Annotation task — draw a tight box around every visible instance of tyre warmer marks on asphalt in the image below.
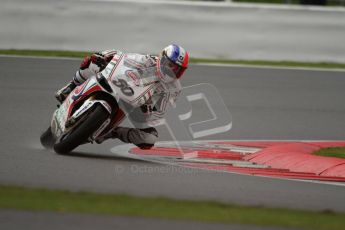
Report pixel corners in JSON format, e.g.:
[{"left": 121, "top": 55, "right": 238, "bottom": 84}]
[{"left": 125, "top": 141, "right": 345, "bottom": 182}]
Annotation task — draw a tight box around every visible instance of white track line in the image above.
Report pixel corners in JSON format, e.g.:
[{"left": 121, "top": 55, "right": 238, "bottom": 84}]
[
  {"left": 0, "top": 54, "right": 80, "bottom": 61},
  {"left": 193, "top": 62, "right": 345, "bottom": 73},
  {"left": 2, "top": 55, "right": 344, "bottom": 72},
  {"left": 81, "top": 0, "right": 345, "bottom": 12}
]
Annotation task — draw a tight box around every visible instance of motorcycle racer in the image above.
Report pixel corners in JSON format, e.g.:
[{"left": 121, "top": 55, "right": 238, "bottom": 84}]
[{"left": 55, "top": 44, "right": 189, "bottom": 149}]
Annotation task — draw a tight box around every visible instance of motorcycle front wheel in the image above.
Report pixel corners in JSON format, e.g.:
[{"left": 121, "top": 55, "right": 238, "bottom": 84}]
[
  {"left": 40, "top": 126, "right": 55, "bottom": 149},
  {"left": 54, "top": 104, "right": 109, "bottom": 154}
]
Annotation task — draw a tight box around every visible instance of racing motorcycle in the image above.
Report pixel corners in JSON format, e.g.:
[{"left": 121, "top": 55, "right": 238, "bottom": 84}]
[{"left": 40, "top": 55, "right": 157, "bottom": 154}]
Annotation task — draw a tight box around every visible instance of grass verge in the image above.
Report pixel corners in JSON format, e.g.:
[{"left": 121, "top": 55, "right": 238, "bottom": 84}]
[
  {"left": 1, "top": 49, "right": 345, "bottom": 70},
  {"left": 233, "top": 0, "right": 345, "bottom": 7},
  {"left": 0, "top": 49, "right": 92, "bottom": 58},
  {"left": 314, "top": 147, "right": 345, "bottom": 159},
  {"left": 191, "top": 58, "right": 345, "bottom": 69},
  {"left": 233, "top": 0, "right": 299, "bottom": 4},
  {"left": 1, "top": 185, "right": 345, "bottom": 230}
]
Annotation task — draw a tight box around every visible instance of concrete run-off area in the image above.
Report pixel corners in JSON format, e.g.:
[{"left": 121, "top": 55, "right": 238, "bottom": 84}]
[
  {"left": 1, "top": 0, "right": 345, "bottom": 62},
  {"left": 113, "top": 140, "right": 345, "bottom": 182}
]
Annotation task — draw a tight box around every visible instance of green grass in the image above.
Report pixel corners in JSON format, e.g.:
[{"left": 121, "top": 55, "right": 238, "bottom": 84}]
[
  {"left": 1, "top": 49, "right": 345, "bottom": 70},
  {"left": 314, "top": 147, "right": 345, "bottom": 159},
  {"left": 191, "top": 57, "right": 345, "bottom": 69},
  {"left": 0, "top": 49, "right": 92, "bottom": 58},
  {"left": 233, "top": 0, "right": 300, "bottom": 4},
  {"left": 233, "top": 0, "right": 345, "bottom": 6},
  {"left": 1, "top": 185, "right": 345, "bottom": 230}
]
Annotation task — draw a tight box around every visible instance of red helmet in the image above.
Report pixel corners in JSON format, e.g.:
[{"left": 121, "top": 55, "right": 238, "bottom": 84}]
[{"left": 157, "top": 44, "right": 189, "bottom": 82}]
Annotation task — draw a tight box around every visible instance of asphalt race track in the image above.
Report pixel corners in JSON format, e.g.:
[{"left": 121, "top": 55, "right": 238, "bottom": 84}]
[
  {"left": 1, "top": 56, "right": 345, "bottom": 216},
  {"left": 0, "top": 209, "right": 296, "bottom": 230}
]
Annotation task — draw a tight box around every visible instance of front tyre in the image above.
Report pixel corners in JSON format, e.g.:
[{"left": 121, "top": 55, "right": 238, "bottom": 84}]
[
  {"left": 53, "top": 104, "right": 109, "bottom": 154},
  {"left": 40, "top": 126, "right": 55, "bottom": 149}
]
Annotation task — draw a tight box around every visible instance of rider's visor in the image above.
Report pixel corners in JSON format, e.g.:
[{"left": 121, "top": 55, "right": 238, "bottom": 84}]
[{"left": 159, "top": 55, "right": 186, "bottom": 79}]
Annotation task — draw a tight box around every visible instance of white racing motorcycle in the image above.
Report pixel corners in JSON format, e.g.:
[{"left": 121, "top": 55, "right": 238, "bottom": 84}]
[{"left": 40, "top": 55, "right": 157, "bottom": 154}]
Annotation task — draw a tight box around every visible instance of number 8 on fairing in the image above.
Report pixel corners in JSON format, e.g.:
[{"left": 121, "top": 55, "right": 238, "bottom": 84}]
[{"left": 113, "top": 79, "right": 134, "bottom": 96}]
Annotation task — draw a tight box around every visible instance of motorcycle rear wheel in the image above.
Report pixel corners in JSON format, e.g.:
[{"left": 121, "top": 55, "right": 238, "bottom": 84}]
[{"left": 54, "top": 104, "right": 109, "bottom": 154}]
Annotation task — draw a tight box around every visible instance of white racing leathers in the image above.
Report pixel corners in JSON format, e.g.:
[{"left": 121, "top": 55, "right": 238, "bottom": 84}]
[{"left": 76, "top": 50, "right": 181, "bottom": 149}]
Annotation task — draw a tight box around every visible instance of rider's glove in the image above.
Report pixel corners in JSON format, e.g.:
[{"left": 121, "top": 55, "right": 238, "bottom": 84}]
[
  {"left": 90, "top": 53, "right": 107, "bottom": 70},
  {"left": 80, "top": 56, "right": 92, "bottom": 70},
  {"left": 79, "top": 53, "right": 107, "bottom": 71}
]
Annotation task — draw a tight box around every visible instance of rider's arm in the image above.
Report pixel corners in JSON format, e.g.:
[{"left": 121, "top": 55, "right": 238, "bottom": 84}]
[
  {"left": 141, "top": 81, "right": 181, "bottom": 121},
  {"left": 73, "top": 50, "right": 120, "bottom": 85}
]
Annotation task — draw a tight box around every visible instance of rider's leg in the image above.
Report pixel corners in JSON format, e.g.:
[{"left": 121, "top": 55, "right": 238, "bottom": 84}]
[
  {"left": 96, "top": 127, "right": 158, "bottom": 150},
  {"left": 55, "top": 55, "right": 101, "bottom": 103}
]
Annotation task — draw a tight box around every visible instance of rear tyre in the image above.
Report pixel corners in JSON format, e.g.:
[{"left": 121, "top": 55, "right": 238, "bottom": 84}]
[
  {"left": 40, "top": 126, "right": 55, "bottom": 149},
  {"left": 53, "top": 104, "right": 109, "bottom": 154}
]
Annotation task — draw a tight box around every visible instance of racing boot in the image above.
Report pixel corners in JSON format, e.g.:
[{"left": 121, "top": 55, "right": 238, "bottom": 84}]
[
  {"left": 55, "top": 81, "right": 77, "bottom": 103},
  {"left": 95, "top": 129, "right": 119, "bottom": 144}
]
